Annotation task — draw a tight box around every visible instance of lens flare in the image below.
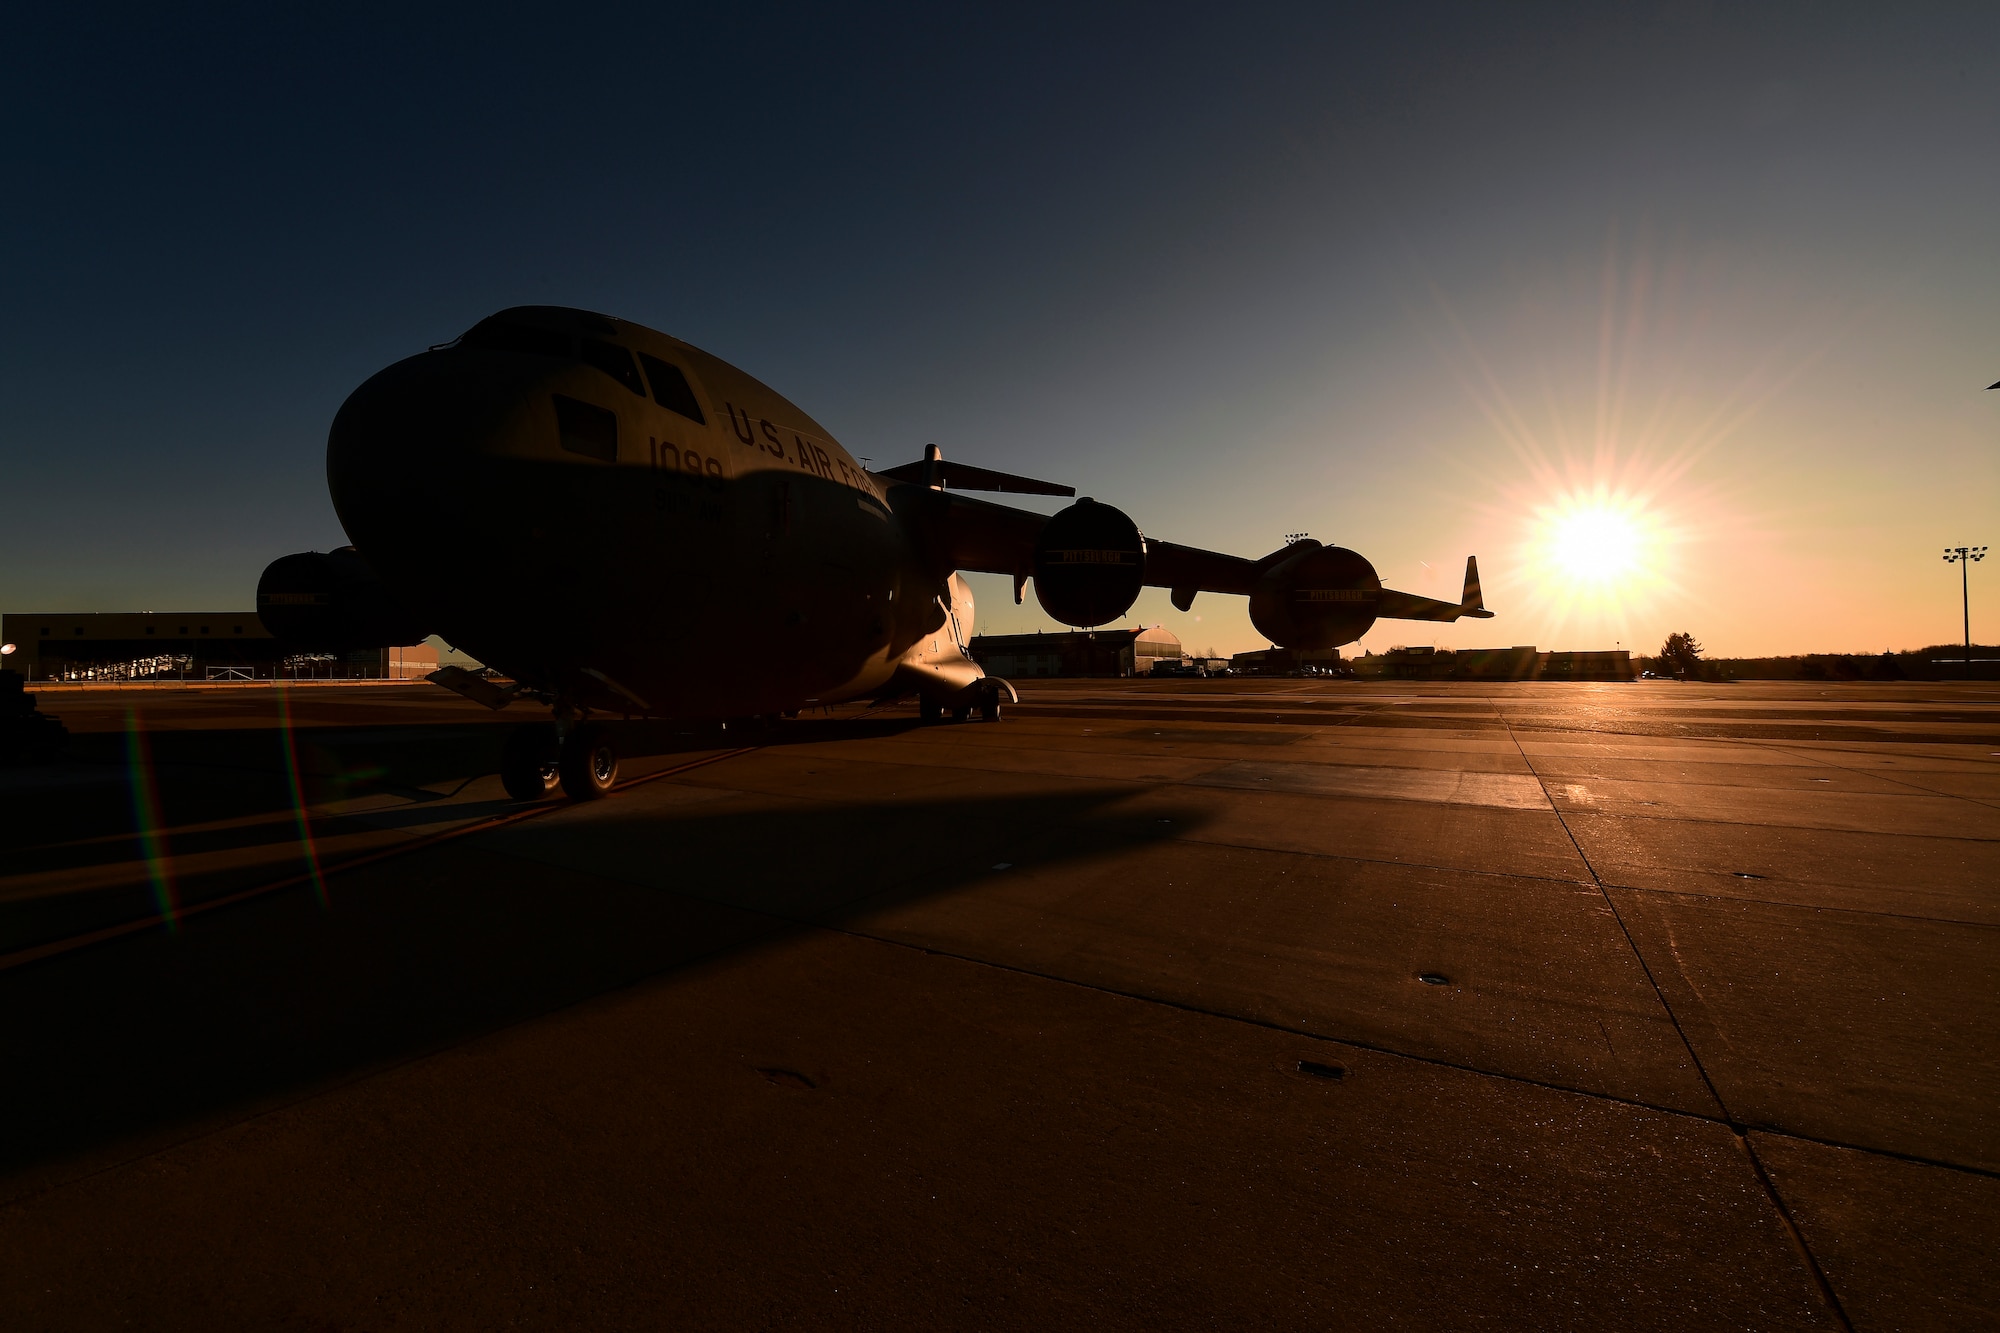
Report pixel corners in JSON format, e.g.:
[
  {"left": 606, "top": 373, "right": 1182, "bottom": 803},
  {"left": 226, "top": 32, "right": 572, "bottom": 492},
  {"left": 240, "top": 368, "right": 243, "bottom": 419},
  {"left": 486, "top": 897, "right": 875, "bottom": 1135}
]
[
  {"left": 275, "top": 682, "right": 327, "bottom": 906},
  {"left": 124, "top": 706, "right": 177, "bottom": 929}
]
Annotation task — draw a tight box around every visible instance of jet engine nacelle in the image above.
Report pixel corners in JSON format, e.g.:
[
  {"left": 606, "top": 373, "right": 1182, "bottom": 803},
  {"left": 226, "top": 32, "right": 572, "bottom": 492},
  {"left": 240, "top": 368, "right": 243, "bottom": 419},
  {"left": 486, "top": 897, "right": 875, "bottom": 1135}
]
[
  {"left": 256, "top": 546, "right": 433, "bottom": 651},
  {"left": 1248, "top": 541, "right": 1381, "bottom": 649},
  {"left": 1033, "top": 498, "right": 1145, "bottom": 627}
]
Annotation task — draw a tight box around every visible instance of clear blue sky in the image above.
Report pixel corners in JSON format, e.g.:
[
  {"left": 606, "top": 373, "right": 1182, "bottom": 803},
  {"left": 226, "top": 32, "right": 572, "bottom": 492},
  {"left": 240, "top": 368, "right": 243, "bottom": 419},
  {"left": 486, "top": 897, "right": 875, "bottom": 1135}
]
[{"left": 4, "top": 3, "right": 1996, "bottom": 656}]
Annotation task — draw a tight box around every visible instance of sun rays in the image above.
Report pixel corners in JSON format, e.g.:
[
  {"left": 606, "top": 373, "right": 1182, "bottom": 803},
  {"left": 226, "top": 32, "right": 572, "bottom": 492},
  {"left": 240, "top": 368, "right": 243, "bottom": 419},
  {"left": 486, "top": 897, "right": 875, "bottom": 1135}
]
[
  {"left": 1398, "top": 225, "right": 1849, "bottom": 648},
  {"left": 1520, "top": 484, "right": 1675, "bottom": 632}
]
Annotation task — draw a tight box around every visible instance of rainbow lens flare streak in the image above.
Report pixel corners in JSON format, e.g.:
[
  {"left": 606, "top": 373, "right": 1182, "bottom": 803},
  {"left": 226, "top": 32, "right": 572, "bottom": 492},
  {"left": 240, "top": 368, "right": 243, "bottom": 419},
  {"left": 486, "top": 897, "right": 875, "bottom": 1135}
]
[
  {"left": 123, "top": 706, "right": 177, "bottom": 930},
  {"left": 275, "top": 682, "right": 328, "bottom": 906}
]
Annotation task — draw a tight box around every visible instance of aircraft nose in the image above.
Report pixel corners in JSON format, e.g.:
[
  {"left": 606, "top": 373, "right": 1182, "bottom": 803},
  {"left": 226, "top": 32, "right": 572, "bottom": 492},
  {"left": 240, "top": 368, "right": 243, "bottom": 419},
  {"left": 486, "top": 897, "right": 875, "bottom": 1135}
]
[
  {"left": 321, "top": 349, "right": 561, "bottom": 624},
  {"left": 332, "top": 347, "right": 564, "bottom": 534}
]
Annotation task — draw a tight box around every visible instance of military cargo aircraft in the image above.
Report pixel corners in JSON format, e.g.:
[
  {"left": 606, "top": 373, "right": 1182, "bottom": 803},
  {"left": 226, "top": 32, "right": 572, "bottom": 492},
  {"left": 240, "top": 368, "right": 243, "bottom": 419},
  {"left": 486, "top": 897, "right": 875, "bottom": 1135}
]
[{"left": 258, "top": 306, "right": 1491, "bottom": 801}]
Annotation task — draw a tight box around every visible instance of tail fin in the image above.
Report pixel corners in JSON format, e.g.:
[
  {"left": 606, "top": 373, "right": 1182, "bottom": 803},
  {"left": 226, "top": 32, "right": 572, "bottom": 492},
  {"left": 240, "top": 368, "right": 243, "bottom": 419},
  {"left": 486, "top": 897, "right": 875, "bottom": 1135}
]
[{"left": 1460, "top": 556, "right": 1493, "bottom": 618}]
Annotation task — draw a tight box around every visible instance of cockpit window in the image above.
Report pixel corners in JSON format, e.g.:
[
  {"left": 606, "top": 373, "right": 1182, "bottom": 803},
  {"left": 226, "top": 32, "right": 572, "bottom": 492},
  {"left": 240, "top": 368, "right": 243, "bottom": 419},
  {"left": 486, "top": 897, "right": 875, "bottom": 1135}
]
[
  {"left": 553, "top": 395, "right": 617, "bottom": 462},
  {"left": 460, "top": 319, "right": 573, "bottom": 359},
  {"left": 580, "top": 338, "right": 646, "bottom": 396},
  {"left": 639, "top": 354, "right": 707, "bottom": 424}
]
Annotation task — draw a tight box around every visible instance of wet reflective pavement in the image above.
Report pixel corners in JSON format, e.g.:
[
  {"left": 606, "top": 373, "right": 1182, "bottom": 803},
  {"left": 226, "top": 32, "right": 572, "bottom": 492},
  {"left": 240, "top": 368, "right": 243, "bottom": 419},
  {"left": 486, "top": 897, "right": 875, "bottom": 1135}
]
[{"left": 2, "top": 678, "right": 1995, "bottom": 1329}]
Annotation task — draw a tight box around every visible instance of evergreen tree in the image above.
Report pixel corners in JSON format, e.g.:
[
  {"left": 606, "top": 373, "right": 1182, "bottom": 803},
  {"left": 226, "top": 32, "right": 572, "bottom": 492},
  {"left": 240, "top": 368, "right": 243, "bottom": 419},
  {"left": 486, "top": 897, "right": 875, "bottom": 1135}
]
[{"left": 1659, "top": 631, "right": 1704, "bottom": 680}]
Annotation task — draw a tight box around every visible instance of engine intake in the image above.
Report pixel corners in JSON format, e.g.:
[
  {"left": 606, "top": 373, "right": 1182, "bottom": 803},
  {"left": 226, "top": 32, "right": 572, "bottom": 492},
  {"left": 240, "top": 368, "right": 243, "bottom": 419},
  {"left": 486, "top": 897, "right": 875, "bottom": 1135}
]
[
  {"left": 1033, "top": 499, "right": 1144, "bottom": 627},
  {"left": 256, "top": 547, "right": 432, "bottom": 651},
  {"left": 1248, "top": 541, "right": 1381, "bottom": 649}
]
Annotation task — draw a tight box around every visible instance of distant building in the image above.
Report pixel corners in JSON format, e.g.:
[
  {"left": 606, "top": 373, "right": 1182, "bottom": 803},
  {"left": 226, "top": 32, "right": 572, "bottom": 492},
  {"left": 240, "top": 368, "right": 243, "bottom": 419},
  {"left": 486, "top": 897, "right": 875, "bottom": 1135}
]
[
  {"left": 1229, "top": 646, "right": 1347, "bottom": 675},
  {"left": 0, "top": 612, "right": 437, "bottom": 682},
  {"left": 970, "top": 627, "right": 1181, "bottom": 678},
  {"left": 1352, "top": 645, "right": 1634, "bottom": 680}
]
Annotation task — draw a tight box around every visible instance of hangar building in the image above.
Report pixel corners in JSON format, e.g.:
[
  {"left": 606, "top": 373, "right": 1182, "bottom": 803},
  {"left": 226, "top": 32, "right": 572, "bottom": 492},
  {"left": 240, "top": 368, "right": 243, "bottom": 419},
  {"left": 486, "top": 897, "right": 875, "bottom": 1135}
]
[
  {"left": 1351, "top": 646, "right": 1636, "bottom": 680},
  {"left": 970, "top": 627, "right": 1182, "bottom": 678},
  {"left": 0, "top": 613, "right": 437, "bottom": 683}
]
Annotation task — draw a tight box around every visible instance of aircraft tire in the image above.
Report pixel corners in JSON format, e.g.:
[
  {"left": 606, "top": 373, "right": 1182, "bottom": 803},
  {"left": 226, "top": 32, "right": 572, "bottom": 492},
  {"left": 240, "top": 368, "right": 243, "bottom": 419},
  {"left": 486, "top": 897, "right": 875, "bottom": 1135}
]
[
  {"left": 559, "top": 723, "right": 619, "bottom": 800},
  {"left": 978, "top": 694, "right": 1002, "bottom": 722},
  {"left": 500, "top": 725, "right": 560, "bottom": 801},
  {"left": 951, "top": 705, "right": 972, "bottom": 723}
]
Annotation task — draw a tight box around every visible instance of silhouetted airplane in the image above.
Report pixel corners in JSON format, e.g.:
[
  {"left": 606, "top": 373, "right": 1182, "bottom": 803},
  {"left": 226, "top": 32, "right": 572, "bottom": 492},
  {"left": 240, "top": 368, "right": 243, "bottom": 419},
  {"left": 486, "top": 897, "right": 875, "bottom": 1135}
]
[{"left": 258, "top": 307, "right": 1491, "bottom": 799}]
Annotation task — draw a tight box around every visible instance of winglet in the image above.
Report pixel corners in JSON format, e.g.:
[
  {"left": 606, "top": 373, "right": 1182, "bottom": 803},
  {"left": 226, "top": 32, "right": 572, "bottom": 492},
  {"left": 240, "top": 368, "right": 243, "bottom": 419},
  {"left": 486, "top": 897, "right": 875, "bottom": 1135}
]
[{"left": 1461, "top": 556, "right": 1494, "bottom": 619}]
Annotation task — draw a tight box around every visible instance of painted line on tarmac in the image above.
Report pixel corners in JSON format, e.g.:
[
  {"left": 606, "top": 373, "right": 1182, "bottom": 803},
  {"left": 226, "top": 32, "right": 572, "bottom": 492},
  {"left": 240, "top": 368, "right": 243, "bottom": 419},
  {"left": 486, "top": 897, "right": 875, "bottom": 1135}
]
[{"left": 0, "top": 746, "right": 761, "bottom": 975}]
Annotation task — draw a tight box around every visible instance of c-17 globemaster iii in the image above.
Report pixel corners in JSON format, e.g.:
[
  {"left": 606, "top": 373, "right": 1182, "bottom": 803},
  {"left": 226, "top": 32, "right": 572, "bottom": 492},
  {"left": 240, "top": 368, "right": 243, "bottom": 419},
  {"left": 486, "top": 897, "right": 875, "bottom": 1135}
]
[{"left": 257, "top": 306, "right": 1491, "bottom": 801}]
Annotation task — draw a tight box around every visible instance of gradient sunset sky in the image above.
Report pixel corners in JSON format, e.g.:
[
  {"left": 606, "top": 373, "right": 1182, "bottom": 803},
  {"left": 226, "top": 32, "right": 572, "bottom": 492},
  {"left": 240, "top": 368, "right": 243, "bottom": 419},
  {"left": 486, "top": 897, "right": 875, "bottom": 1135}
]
[{"left": 3, "top": 4, "right": 1996, "bottom": 658}]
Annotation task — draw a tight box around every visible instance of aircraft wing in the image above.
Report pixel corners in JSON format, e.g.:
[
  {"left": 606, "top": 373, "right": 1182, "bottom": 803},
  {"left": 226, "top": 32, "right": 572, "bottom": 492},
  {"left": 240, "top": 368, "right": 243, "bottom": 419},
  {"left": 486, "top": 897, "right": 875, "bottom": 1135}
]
[
  {"left": 889, "top": 488, "right": 1267, "bottom": 610},
  {"left": 1141, "top": 539, "right": 1262, "bottom": 609},
  {"left": 1141, "top": 539, "right": 1261, "bottom": 595},
  {"left": 879, "top": 451, "right": 1261, "bottom": 604},
  {"left": 885, "top": 459, "right": 1495, "bottom": 627},
  {"left": 908, "top": 489, "right": 1050, "bottom": 575}
]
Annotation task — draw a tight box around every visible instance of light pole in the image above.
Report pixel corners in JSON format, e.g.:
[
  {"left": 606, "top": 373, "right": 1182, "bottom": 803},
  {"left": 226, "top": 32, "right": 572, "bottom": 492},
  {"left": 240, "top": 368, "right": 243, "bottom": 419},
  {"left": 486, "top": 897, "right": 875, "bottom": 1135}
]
[{"left": 1943, "top": 545, "right": 1987, "bottom": 674}]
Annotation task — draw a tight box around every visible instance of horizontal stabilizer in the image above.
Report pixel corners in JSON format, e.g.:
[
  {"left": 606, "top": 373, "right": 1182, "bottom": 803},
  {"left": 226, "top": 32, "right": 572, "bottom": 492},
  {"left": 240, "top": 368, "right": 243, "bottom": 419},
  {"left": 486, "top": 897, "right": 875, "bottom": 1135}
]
[
  {"left": 878, "top": 456, "right": 1075, "bottom": 497},
  {"left": 1374, "top": 589, "right": 1465, "bottom": 622},
  {"left": 1376, "top": 556, "right": 1493, "bottom": 623}
]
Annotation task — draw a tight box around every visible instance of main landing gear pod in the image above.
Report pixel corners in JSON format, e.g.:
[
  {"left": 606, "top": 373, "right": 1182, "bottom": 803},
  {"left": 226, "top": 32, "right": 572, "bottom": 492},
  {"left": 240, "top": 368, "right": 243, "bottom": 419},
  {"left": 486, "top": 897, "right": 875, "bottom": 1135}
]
[{"left": 918, "top": 675, "right": 1016, "bottom": 724}]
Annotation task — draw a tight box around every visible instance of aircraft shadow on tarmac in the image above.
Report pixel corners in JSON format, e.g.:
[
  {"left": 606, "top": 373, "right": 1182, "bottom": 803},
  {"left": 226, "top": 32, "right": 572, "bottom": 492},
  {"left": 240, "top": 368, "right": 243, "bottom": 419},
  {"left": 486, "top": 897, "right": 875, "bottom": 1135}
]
[
  {"left": 0, "top": 755, "right": 1195, "bottom": 1184},
  {"left": 0, "top": 712, "right": 931, "bottom": 957}
]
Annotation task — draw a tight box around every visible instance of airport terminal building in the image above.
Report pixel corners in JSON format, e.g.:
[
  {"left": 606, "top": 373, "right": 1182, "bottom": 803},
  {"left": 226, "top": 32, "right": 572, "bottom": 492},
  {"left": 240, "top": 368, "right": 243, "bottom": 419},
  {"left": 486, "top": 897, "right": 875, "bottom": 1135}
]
[
  {"left": 0, "top": 612, "right": 437, "bottom": 683},
  {"left": 970, "top": 628, "right": 1183, "bottom": 678}
]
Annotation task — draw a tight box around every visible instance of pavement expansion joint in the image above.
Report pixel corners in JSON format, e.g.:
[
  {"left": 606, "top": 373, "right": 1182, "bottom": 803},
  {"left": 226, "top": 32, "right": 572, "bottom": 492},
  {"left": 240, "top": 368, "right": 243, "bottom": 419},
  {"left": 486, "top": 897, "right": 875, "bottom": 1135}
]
[
  {"left": 1602, "top": 879, "right": 2000, "bottom": 930},
  {"left": 1530, "top": 800, "right": 2000, "bottom": 842},
  {"left": 1497, "top": 703, "right": 1861, "bottom": 1331},
  {"left": 1739, "top": 739, "right": 2000, "bottom": 814}
]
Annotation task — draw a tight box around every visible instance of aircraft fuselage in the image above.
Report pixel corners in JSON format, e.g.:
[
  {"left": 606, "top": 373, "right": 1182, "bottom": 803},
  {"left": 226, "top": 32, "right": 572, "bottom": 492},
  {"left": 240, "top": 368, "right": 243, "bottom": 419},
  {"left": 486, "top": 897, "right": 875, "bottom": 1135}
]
[{"left": 327, "top": 306, "right": 969, "bottom": 718}]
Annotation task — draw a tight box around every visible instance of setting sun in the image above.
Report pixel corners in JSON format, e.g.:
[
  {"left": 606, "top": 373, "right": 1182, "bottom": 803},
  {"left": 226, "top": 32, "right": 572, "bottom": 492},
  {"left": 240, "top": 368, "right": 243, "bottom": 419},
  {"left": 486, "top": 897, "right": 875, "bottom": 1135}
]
[
  {"left": 1546, "top": 502, "right": 1645, "bottom": 585},
  {"left": 1514, "top": 487, "right": 1677, "bottom": 636}
]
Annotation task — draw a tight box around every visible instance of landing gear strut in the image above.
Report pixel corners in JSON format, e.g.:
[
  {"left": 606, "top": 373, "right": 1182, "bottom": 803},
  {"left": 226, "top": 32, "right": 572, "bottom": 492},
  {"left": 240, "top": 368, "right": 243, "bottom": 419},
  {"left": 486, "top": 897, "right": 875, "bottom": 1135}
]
[
  {"left": 500, "top": 724, "right": 560, "bottom": 802},
  {"left": 558, "top": 721, "right": 620, "bottom": 800}
]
